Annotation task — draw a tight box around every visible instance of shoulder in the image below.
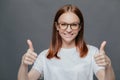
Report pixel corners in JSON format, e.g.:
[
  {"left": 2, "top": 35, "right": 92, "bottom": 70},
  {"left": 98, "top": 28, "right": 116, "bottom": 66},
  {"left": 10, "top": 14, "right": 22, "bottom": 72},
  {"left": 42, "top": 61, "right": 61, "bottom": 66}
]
[
  {"left": 87, "top": 45, "right": 98, "bottom": 50},
  {"left": 87, "top": 44, "right": 99, "bottom": 55},
  {"left": 37, "top": 49, "right": 49, "bottom": 58}
]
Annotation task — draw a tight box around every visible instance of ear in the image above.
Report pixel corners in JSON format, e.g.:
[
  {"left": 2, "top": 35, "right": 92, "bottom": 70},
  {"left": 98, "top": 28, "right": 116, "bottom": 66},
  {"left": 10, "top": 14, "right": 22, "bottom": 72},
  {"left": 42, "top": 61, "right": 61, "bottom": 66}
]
[{"left": 55, "top": 22, "right": 59, "bottom": 31}]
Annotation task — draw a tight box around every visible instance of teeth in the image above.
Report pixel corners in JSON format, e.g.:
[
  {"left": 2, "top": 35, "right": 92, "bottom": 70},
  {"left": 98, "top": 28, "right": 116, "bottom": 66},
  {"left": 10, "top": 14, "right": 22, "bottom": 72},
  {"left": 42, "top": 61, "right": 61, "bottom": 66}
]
[
  {"left": 64, "top": 33, "right": 73, "bottom": 37},
  {"left": 64, "top": 33, "right": 73, "bottom": 35}
]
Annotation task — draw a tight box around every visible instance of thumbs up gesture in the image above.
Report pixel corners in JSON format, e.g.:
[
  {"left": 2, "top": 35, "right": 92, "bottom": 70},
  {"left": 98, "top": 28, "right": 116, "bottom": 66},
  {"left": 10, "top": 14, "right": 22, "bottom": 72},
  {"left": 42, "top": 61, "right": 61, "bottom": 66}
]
[
  {"left": 94, "top": 41, "right": 111, "bottom": 68},
  {"left": 22, "top": 39, "right": 37, "bottom": 66}
]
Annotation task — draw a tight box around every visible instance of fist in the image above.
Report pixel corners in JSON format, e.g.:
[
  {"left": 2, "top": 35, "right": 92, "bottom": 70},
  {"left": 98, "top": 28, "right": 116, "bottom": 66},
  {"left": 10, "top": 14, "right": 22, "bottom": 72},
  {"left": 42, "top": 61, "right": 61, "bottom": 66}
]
[
  {"left": 22, "top": 39, "right": 37, "bottom": 66},
  {"left": 94, "top": 41, "right": 111, "bottom": 68}
]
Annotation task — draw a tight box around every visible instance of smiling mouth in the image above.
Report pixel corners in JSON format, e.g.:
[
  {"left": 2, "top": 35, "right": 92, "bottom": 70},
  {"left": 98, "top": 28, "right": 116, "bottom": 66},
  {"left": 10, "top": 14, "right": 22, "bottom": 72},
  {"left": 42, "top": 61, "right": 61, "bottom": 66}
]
[{"left": 63, "top": 33, "right": 73, "bottom": 38}]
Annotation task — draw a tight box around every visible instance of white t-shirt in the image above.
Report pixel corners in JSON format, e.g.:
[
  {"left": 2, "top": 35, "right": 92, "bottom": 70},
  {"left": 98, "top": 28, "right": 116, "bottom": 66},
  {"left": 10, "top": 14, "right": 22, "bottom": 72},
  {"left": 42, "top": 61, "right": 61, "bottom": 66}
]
[{"left": 32, "top": 45, "right": 105, "bottom": 80}]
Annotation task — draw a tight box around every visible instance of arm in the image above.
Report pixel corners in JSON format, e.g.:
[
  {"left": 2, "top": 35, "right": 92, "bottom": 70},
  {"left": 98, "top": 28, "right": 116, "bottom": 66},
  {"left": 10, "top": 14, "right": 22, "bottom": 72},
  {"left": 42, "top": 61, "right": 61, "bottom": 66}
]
[
  {"left": 96, "top": 58, "right": 115, "bottom": 80},
  {"left": 18, "top": 55, "right": 41, "bottom": 80},
  {"left": 94, "top": 41, "right": 115, "bottom": 80},
  {"left": 18, "top": 62, "right": 29, "bottom": 80},
  {"left": 18, "top": 40, "right": 40, "bottom": 80},
  {"left": 104, "top": 63, "right": 115, "bottom": 80}
]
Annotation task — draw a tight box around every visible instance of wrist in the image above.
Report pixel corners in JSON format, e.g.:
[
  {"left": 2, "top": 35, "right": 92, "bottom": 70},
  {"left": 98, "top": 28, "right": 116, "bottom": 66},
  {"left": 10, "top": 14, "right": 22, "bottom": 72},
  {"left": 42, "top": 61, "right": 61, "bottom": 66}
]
[
  {"left": 106, "top": 62, "right": 112, "bottom": 70},
  {"left": 105, "top": 56, "right": 112, "bottom": 69},
  {"left": 20, "top": 61, "right": 28, "bottom": 68},
  {"left": 21, "top": 59, "right": 28, "bottom": 68}
]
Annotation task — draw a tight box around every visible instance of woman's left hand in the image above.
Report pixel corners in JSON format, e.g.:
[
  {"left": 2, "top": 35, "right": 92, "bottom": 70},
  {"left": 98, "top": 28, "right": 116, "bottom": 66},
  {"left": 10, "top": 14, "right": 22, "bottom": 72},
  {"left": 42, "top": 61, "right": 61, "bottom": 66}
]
[{"left": 94, "top": 41, "right": 111, "bottom": 68}]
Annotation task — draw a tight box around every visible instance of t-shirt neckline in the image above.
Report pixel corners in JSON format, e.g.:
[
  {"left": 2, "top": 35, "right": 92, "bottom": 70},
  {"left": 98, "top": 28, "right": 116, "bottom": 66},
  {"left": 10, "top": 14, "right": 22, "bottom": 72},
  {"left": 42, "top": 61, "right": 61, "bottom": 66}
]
[{"left": 61, "top": 47, "right": 76, "bottom": 51}]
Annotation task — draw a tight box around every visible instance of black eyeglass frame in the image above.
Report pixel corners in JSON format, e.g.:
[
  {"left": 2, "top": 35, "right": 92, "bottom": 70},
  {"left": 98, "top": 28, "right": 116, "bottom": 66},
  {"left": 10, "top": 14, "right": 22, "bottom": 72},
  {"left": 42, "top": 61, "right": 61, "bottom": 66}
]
[{"left": 57, "top": 22, "right": 81, "bottom": 30}]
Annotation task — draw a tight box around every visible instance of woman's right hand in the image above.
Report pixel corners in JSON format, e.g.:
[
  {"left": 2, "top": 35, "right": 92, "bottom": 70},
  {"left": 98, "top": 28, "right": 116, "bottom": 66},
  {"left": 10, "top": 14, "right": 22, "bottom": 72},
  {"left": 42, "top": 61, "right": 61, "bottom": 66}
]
[{"left": 22, "top": 39, "right": 37, "bottom": 66}]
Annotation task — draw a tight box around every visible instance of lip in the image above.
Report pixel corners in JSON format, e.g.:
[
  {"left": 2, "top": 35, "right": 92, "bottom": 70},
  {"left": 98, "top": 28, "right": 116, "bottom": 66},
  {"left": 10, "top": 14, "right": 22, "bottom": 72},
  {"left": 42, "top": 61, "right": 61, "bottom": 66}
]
[{"left": 63, "top": 33, "right": 73, "bottom": 38}]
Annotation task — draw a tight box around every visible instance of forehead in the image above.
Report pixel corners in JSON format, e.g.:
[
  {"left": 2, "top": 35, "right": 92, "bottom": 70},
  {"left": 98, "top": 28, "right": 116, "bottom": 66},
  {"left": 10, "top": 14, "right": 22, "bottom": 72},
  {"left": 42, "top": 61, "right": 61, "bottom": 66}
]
[{"left": 58, "top": 12, "right": 80, "bottom": 23}]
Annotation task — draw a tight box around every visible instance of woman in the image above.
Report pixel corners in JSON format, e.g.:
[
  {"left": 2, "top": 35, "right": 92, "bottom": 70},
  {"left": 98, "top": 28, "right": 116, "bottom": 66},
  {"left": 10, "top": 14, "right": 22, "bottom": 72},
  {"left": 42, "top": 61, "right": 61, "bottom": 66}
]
[{"left": 18, "top": 4, "right": 115, "bottom": 80}]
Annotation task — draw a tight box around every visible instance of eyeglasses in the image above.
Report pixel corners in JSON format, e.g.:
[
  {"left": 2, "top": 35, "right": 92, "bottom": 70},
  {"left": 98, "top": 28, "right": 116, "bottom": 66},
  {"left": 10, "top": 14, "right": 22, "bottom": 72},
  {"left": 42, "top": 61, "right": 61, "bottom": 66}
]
[{"left": 57, "top": 22, "right": 80, "bottom": 30}]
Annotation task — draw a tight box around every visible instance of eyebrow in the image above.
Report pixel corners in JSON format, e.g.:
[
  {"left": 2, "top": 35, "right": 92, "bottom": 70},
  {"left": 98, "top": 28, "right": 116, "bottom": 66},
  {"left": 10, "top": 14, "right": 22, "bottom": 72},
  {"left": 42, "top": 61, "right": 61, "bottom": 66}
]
[{"left": 58, "top": 21, "right": 80, "bottom": 24}]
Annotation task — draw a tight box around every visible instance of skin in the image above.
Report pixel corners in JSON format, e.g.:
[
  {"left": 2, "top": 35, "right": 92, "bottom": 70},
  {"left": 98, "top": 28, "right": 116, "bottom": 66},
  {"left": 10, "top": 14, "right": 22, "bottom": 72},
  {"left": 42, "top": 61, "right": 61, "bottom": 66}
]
[
  {"left": 56, "top": 12, "right": 81, "bottom": 48},
  {"left": 18, "top": 12, "right": 115, "bottom": 80},
  {"left": 94, "top": 41, "right": 115, "bottom": 80},
  {"left": 18, "top": 40, "right": 40, "bottom": 80}
]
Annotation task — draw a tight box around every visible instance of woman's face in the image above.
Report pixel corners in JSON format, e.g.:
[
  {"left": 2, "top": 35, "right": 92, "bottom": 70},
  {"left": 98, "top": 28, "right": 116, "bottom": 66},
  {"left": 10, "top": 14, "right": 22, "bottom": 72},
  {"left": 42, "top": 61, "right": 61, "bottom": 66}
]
[{"left": 56, "top": 12, "right": 81, "bottom": 44}]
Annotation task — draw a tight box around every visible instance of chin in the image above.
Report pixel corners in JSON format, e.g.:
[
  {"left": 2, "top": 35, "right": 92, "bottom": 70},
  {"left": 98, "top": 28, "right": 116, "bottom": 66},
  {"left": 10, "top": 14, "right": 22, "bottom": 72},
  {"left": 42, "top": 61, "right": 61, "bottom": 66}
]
[{"left": 62, "top": 38, "right": 75, "bottom": 44}]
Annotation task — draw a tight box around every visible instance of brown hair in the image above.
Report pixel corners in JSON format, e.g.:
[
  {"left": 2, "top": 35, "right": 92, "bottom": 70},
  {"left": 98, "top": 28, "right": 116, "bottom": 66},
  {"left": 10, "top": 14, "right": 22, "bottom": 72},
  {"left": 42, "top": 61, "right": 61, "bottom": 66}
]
[{"left": 47, "top": 4, "right": 88, "bottom": 59}]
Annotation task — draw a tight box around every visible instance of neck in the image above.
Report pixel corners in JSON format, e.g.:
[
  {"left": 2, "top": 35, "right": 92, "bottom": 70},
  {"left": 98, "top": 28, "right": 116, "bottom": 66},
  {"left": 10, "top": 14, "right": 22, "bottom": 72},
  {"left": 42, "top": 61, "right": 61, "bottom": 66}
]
[{"left": 62, "top": 40, "right": 76, "bottom": 48}]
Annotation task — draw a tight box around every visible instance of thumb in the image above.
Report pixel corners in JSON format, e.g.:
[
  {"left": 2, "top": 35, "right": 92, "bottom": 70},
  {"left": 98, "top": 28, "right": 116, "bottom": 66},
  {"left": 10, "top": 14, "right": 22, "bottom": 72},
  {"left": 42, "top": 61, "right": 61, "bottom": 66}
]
[
  {"left": 27, "top": 39, "right": 34, "bottom": 51},
  {"left": 100, "top": 41, "right": 106, "bottom": 52}
]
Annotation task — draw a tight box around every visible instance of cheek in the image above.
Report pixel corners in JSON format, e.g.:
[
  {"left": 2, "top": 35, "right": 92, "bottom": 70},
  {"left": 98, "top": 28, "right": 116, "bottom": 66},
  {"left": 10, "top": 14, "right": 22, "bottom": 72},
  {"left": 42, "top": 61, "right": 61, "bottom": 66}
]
[
  {"left": 58, "top": 29, "right": 64, "bottom": 34},
  {"left": 73, "top": 32, "right": 79, "bottom": 37},
  {"left": 73, "top": 31, "right": 80, "bottom": 38},
  {"left": 58, "top": 31, "right": 64, "bottom": 37},
  {"left": 74, "top": 30, "right": 80, "bottom": 35}
]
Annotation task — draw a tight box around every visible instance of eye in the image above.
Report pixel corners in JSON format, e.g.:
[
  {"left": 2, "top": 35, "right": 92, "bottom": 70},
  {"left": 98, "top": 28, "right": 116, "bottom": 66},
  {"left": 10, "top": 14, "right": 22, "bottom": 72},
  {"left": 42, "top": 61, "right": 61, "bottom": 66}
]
[
  {"left": 61, "top": 23, "right": 67, "bottom": 26},
  {"left": 71, "top": 23, "right": 78, "bottom": 27}
]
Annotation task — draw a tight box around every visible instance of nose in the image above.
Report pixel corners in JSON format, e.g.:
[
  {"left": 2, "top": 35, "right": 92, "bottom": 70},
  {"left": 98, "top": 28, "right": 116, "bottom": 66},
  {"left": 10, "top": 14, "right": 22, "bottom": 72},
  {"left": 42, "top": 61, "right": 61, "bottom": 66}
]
[{"left": 66, "top": 25, "right": 72, "bottom": 32}]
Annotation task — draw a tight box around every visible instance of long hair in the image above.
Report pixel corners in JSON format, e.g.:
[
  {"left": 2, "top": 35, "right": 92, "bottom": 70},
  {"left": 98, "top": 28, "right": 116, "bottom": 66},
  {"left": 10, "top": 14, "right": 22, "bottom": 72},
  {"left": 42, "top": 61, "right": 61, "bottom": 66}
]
[{"left": 47, "top": 4, "right": 88, "bottom": 59}]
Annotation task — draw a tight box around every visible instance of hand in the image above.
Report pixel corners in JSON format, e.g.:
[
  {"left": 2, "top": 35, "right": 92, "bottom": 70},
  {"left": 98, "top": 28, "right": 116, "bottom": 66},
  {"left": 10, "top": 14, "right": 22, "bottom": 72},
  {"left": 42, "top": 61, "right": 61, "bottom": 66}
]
[
  {"left": 94, "top": 41, "right": 111, "bottom": 68},
  {"left": 22, "top": 39, "right": 37, "bottom": 66}
]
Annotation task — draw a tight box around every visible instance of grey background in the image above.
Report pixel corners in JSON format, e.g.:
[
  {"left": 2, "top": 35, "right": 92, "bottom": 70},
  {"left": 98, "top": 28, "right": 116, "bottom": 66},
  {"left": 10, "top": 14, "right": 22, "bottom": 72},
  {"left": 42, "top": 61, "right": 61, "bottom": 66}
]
[{"left": 0, "top": 0, "right": 120, "bottom": 80}]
